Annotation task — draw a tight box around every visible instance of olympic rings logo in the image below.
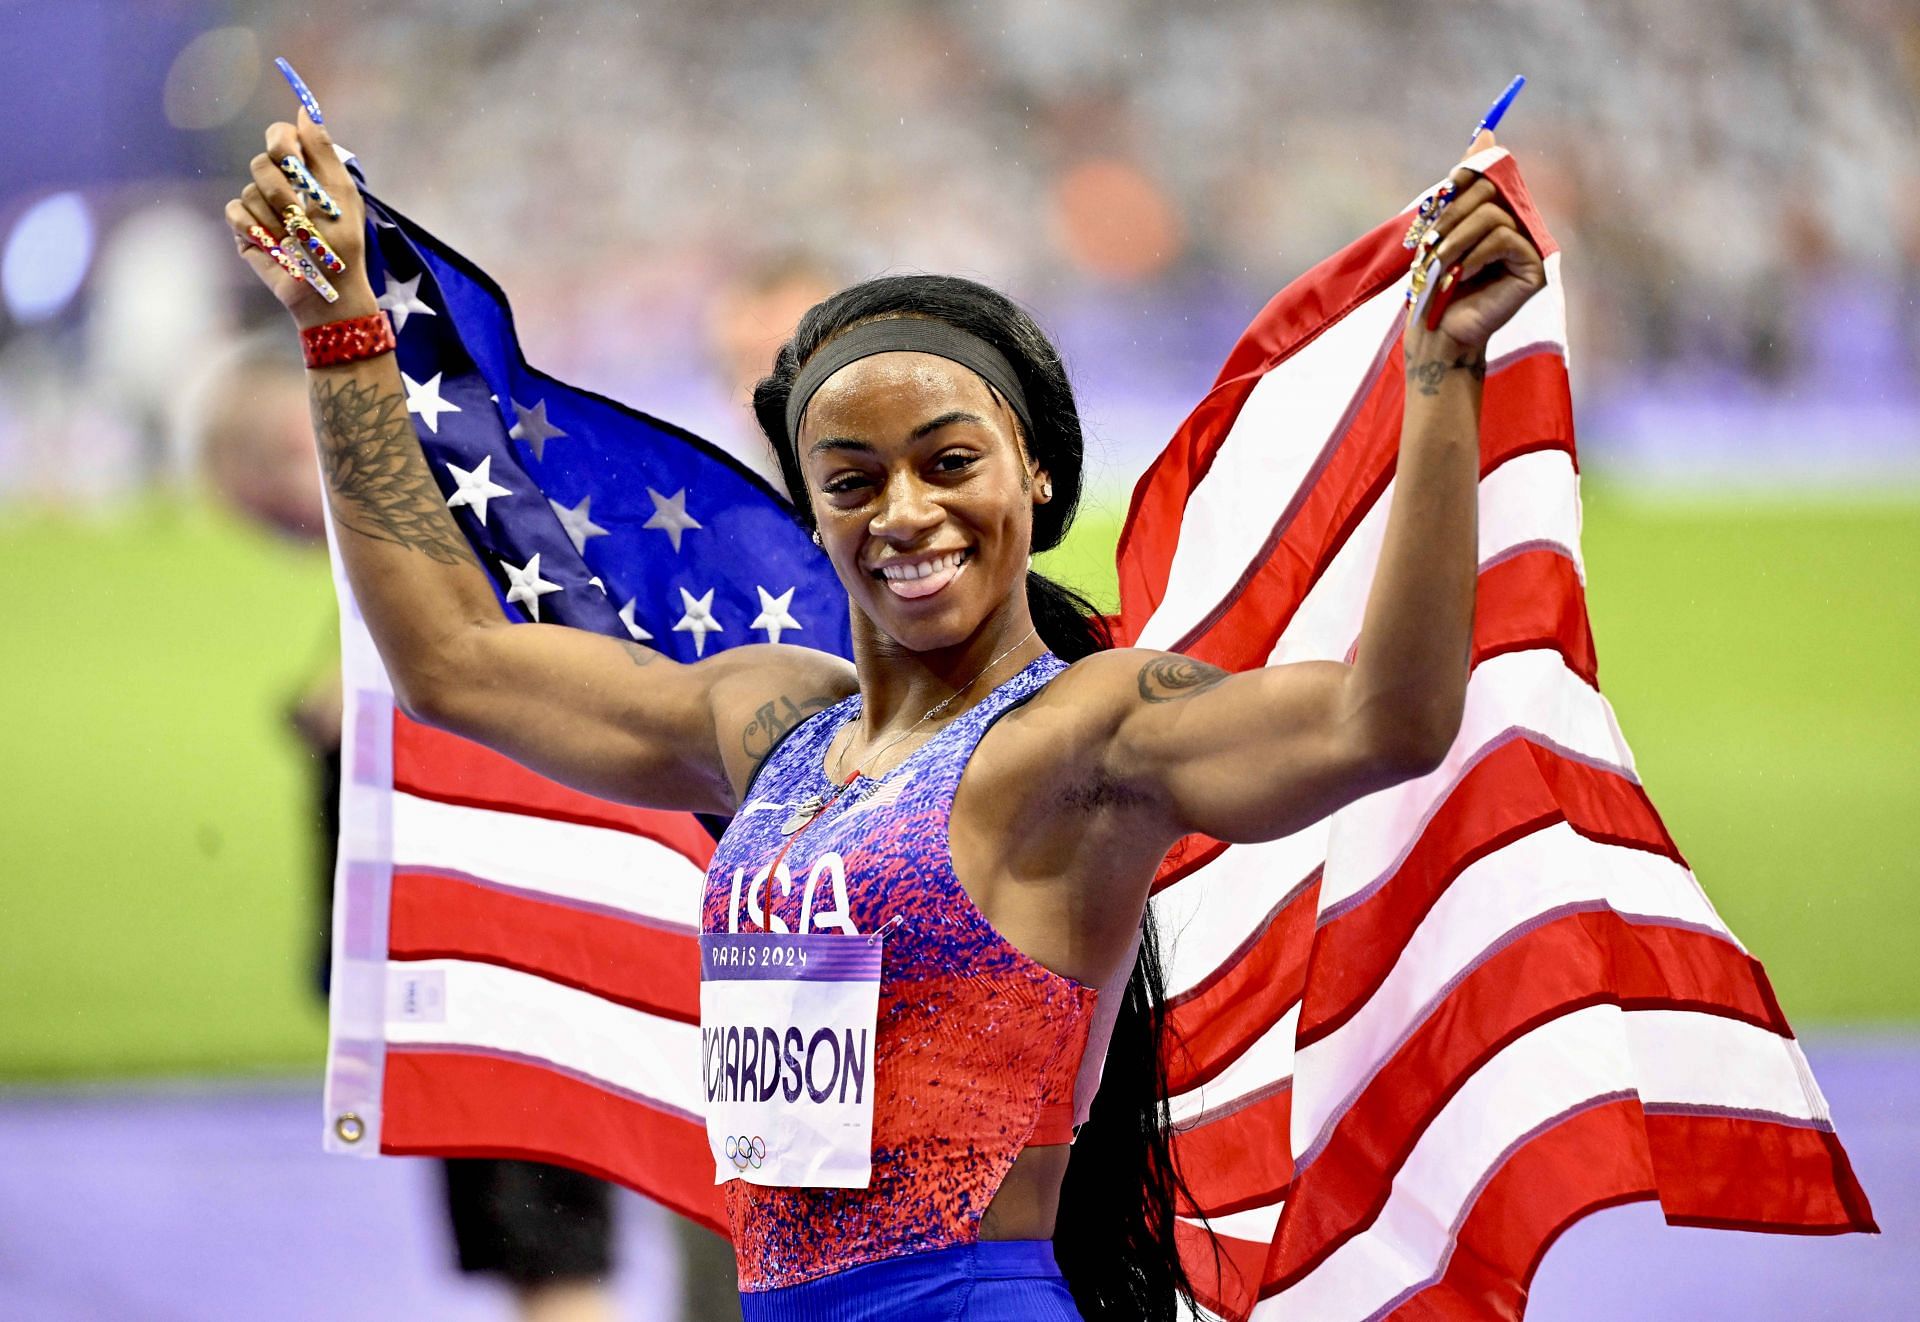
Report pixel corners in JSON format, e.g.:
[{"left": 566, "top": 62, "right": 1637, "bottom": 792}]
[{"left": 724, "top": 1134, "right": 767, "bottom": 1171}]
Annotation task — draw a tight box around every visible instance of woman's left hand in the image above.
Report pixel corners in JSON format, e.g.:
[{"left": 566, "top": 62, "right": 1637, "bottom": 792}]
[{"left": 1414, "top": 133, "right": 1547, "bottom": 353}]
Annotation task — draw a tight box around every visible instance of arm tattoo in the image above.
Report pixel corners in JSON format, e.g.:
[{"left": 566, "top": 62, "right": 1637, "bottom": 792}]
[
  {"left": 620, "top": 641, "right": 660, "bottom": 668},
  {"left": 1137, "top": 655, "right": 1230, "bottom": 703},
  {"left": 742, "top": 693, "right": 837, "bottom": 766},
  {"left": 310, "top": 376, "right": 474, "bottom": 565},
  {"left": 1405, "top": 347, "right": 1488, "bottom": 397}
]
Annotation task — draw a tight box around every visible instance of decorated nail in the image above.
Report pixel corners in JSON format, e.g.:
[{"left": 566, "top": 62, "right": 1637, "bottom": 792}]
[
  {"left": 274, "top": 57, "right": 325, "bottom": 125},
  {"left": 290, "top": 250, "right": 340, "bottom": 303},
  {"left": 1424, "top": 264, "right": 1464, "bottom": 332},
  {"left": 277, "top": 154, "right": 341, "bottom": 219}
]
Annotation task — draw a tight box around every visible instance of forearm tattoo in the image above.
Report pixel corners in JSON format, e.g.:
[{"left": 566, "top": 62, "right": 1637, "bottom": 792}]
[
  {"left": 310, "top": 376, "right": 474, "bottom": 565},
  {"left": 1137, "top": 655, "right": 1230, "bottom": 703},
  {"left": 1405, "top": 346, "right": 1488, "bottom": 397}
]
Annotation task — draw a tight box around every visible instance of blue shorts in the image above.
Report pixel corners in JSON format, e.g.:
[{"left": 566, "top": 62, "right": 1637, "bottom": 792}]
[{"left": 738, "top": 1240, "right": 1082, "bottom": 1321}]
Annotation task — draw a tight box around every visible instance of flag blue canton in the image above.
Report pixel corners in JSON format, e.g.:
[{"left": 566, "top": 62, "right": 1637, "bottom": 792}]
[{"left": 341, "top": 155, "right": 852, "bottom": 665}]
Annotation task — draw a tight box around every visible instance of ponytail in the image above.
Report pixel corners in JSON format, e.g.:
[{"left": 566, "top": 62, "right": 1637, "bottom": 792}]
[{"left": 1026, "top": 570, "right": 1111, "bottom": 661}]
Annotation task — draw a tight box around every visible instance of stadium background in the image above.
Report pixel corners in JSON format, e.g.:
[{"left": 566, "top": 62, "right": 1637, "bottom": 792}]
[{"left": 1, "top": 1, "right": 1914, "bottom": 1317}]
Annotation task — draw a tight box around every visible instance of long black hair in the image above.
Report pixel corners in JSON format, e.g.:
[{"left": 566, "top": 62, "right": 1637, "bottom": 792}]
[{"left": 752, "top": 274, "right": 1202, "bottom": 1320}]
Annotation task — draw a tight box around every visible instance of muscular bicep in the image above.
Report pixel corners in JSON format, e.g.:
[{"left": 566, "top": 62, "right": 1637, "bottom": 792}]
[
  {"left": 1105, "top": 650, "right": 1419, "bottom": 844},
  {"left": 417, "top": 622, "right": 853, "bottom": 815}
]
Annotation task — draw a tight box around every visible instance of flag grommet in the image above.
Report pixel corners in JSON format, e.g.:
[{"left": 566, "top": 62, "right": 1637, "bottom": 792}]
[{"left": 334, "top": 1112, "right": 366, "bottom": 1144}]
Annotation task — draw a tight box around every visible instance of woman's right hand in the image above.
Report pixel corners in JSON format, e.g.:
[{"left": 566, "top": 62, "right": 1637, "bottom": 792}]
[{"left": 224, "top": 108, "right": 379, "bottom": 329}]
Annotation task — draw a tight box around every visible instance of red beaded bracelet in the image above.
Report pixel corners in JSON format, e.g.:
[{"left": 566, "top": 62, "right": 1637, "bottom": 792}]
[{"left": 301, "top": 310, "right": 396, "bottom": 369}]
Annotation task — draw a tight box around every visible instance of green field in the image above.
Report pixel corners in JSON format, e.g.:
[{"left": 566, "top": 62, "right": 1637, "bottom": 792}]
[{"left": 2, "top": 491, "right": 1915, "bottom": 1080}]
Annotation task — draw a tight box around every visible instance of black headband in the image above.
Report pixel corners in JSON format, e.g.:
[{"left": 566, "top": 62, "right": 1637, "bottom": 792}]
[{"left": 784, "top": 318, "right": 1033, "bottom": 445}]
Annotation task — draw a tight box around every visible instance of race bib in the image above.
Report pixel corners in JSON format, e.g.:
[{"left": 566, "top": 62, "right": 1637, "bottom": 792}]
[{"left": 698, "top": 932, "right": 882, "bottom": 1189}]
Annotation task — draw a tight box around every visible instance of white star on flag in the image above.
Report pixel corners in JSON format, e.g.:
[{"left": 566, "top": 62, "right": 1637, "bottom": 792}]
[
  {"left": 402, "top": 371, "right": 461, "bottom": 434},
  {"left": 618, "top": 597, "right": 652, "bottom": 642},
  {"left": 444, "top": 454, "right": 513, "bottom": 525},
  {"left": 549, "top": 495, "right": 609, "bottom": 554},
  {"left": 672, "top": 586, "right": 723, "bottom": 656},
  {"left": 587, "top": 576, "right": 606, "bottom": 594},
  {"left": 643, "top": 487, "right": 702, "bottom": 552},
  {"left": 501, "top": 552, "right": 562, "bottom": 622},
  {"left": 749, "top": 585, "right": 803, "bottom": 644},
  {"left": 376, "top": 271, "right": 437, "bottom": 333},
  {"left": 509, "top": 398, "right": 568, "bottom": 461}
]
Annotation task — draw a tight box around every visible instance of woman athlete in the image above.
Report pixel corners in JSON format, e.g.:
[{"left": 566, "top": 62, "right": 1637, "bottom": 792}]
[{"left": 227, "top": 107, "right": 1543, "bottom": 1320}]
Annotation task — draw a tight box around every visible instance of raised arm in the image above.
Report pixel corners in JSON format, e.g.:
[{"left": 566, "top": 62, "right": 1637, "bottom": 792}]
[
  {"left": 224, "top": 110, "right": 852, "bottom": 813},
  {"left": 1090, "top": 148, "right": 1545, "bottom": 845}
]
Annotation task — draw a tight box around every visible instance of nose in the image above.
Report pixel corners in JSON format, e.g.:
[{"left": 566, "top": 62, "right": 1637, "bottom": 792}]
[{"left": 868, "top": 470, "right": 942, "bottom": 544}]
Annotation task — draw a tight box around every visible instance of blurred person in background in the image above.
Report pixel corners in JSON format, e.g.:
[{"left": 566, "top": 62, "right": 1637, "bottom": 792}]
[
  {"left": 189, "top": 331, "right": 630, "bottom": 1322},
  {"left": 693, "top": 253, "right": 841, "bottom": 481}
]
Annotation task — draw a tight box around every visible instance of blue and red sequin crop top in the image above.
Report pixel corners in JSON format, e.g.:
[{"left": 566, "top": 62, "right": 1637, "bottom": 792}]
[{"left": 700, "top": 652, "right": 1100, "bottom": 1291}]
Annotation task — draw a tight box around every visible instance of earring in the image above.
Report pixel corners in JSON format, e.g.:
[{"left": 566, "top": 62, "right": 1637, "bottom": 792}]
[
  {"left": 1039, "top": 481, "right": 1052, "bottom": 501},
  {"left": 810, "top": 528, "right": 822, "bottom": 547}
]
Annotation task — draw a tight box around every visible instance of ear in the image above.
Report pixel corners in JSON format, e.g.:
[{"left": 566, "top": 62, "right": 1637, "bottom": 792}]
[{"left": 1033, "top": 466, "right": 1054, "bottom": 504}]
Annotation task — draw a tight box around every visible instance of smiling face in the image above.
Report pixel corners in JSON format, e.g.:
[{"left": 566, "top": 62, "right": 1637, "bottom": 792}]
[{"left": 797, "top": 350, "right": 1050, "bottom": 654}]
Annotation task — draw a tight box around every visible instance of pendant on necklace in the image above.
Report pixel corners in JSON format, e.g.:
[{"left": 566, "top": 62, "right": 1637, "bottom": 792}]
[{"left": 779, "top": 793, "right": 829, "bottom": 835}]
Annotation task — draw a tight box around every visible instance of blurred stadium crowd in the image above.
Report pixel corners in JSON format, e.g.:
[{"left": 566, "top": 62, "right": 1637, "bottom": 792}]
[{"left": 2, "top": 0, "right": 1917, "bottom": 505}]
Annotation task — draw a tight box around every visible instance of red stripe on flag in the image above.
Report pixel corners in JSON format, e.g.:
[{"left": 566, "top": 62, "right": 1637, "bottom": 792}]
[
  {"left": 393, "top": 712, "right": 716, "bottom": 867},
  {"left": 381, "top": 1047, "right": 728, "bottom": 1236},
  {"left": 1171, "top": 1083, "right": 1294, "bottom": 1219},
  {"left": 1301, "top": 737, "right": 1685, "bottom": 1048},
  {"left": 1181, "top": 354, "right": 1575, "bottom": 670},
  {"left": 1271, "top": 916, "right": 1792, "bottom": 1284},
  {"left": 1646, "top": 1111, "right": 1878, "bottom": 1234},
  {"left": 1378, "top": 1105, "right": 1870, "bottom": 1320},
  {"left": 1162, "top": 730, "right": 1676, "bottom": 1092},
  {"left": 389, "top": 870, "right": 701, "bottom": 1023},
  {"left": 1152, "top": 832, "right": 1233, "bottom": 891},
  {"left": 1474, "top": 548, "right": 1596, "bottom": 687},
  {"left": 1166, "top": 886, "right": 1316, "bottom": 1095},
  {"left": 1381, "top": 1096, "right": 1658, "bottom": 1321},
  {"left": 1178, "top": 1218, "right": 1273, "bottom": 1322},
  {"left": 1116, "top": 212, "right": 1417, "bottom": 635},
  {"left": 1116, "top": 153, "right": 1560, "bottom": 640}
]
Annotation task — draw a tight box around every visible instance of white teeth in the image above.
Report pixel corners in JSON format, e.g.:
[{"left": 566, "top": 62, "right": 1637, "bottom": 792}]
[{"left": 880, "top": 551, "right": 963, "bottom": 581}]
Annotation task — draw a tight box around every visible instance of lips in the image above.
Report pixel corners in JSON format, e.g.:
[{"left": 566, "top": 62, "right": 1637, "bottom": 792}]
[{"left": 873, "top": 549, "right": 970, "bottom": 600}]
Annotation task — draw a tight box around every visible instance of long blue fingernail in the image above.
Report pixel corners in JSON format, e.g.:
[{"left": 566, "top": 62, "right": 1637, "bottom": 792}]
[
  {"left": 274, "top": 57, "right": 325, "bottom": 125},
  {"left": 1465, "top": 75, "right": 1525, "bottom": 152}
]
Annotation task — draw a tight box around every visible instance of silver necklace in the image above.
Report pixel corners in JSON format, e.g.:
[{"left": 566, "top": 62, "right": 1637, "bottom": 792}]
[{"left": 778, "top": 627, "right": 1038, "bottom": 836}]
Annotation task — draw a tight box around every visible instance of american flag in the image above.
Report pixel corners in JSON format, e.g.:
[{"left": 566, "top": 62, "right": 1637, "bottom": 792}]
[{"left": 320, "top": 144, "right": 1875, "bottom": 1314}]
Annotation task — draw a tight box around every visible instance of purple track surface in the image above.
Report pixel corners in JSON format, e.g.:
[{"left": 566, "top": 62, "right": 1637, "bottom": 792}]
[{"left": 0, "top": 1036, "right": 1911, "bottom": 1320}]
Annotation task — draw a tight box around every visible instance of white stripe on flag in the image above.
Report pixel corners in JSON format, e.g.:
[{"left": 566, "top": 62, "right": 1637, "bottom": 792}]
[
  {"left": 1185, "top": 1201, "right": 1286, "bottom": 1247},
  {"left": 1269, "top": 447, "right": 1585, "bottom": 669},
  {"left": 384, "top": 957, "right": 704, "bottom": 1119},
  {"left": 391, "top": 791, "right": 706, "bottom": 930},
  {"left": 1321, "top": 650, "right": 1636, "bottom": 913},
  {"left": 1629, "top": 1010, "right": 1830, "bottom": 1123},
  {"left": 1484, "top": 250, "right": 1567, "bottom": 366},
  {"left": 1135, "top": 281, "right": 1406, "bottom": 652},
  {"left": 1157, "top": 650, "right": 1635, "bottom": 997},
  {"left": 1290, "top": 824, "right": 1735, "bottom": 1163},
  {"left": 1169, "top": 1004, "right": 1301, "bottom": 1126},
  {"left": 1152, "top": 827, "right": 1326, "bottom": 1001},
  {"left": 1268, "top": 1005, "right": 1819, "bottom": 1319}
]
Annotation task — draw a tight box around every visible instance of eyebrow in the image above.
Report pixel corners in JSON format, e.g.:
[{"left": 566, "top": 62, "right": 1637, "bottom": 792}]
[{"left": 808, "top": 410, "right": 987, "bottom": 456}]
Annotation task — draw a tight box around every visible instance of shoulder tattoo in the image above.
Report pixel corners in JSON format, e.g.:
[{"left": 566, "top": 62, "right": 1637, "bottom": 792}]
[
  {"left": 1137, "top": 654, "right": 1229, "bottom": 703},
  {"left": 742, "top": 692, "right": 838, "bottom": 766}
]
